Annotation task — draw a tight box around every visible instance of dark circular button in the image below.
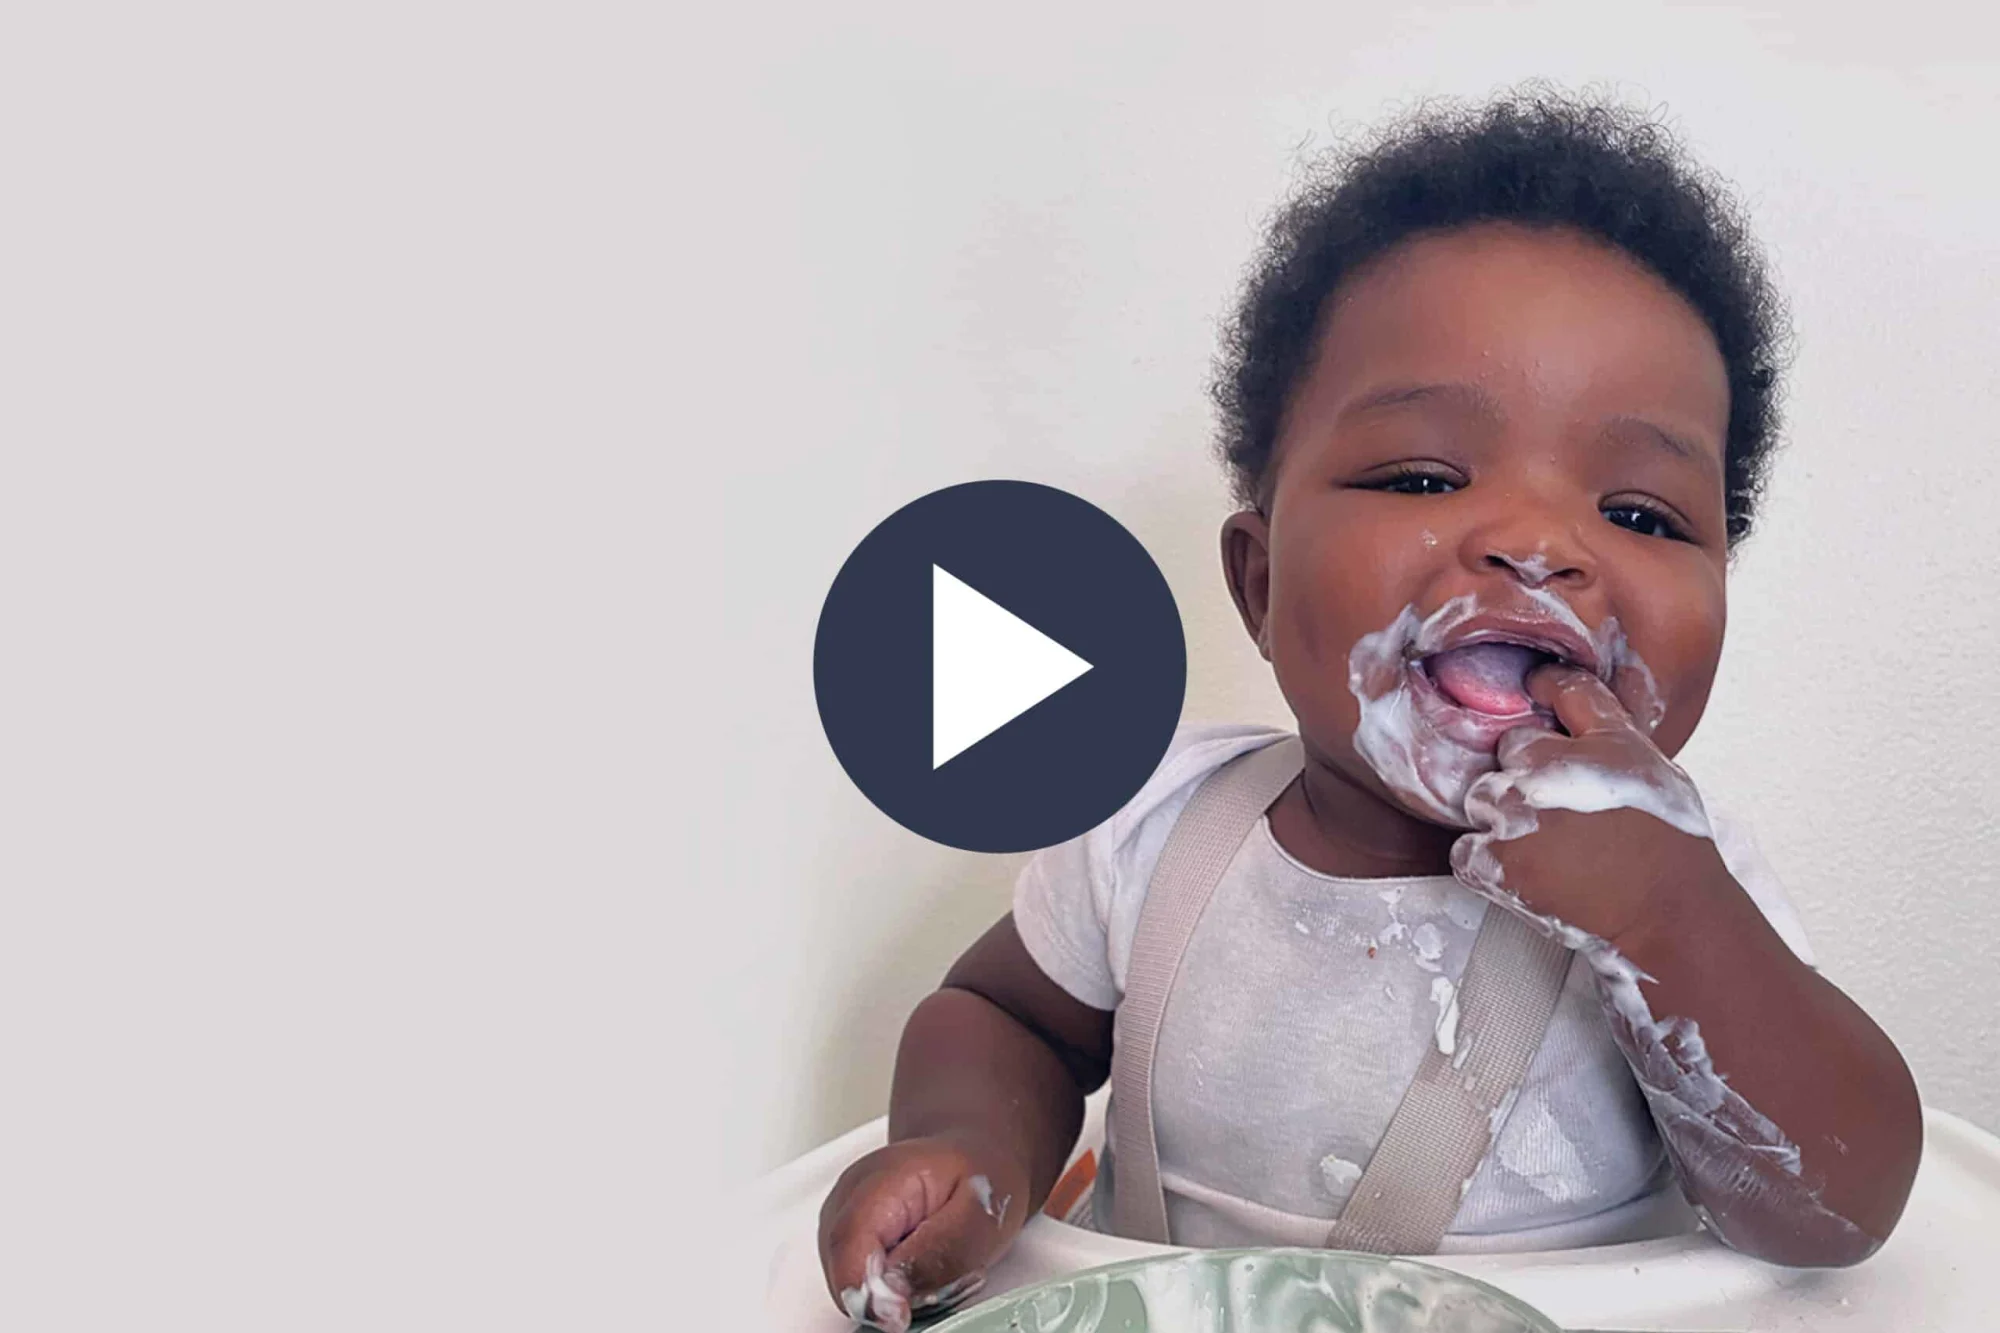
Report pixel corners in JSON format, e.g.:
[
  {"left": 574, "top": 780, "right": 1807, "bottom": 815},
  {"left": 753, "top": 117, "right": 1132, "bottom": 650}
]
[{"left": 813, "top": 480, "right": 1186, "bottom": 853}]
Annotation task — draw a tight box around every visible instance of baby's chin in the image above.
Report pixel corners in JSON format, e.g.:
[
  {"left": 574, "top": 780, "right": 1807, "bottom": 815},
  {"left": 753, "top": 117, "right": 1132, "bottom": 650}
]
[
  {"left": 1372, "top": 757, "right": 1486, "bottom": 833},
  {"left": 1321, "top": 731, "right": 1482, "bottom": 833}
]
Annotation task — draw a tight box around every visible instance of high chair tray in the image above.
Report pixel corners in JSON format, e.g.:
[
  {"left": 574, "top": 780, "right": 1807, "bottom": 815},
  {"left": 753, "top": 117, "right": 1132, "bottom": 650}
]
[{"left": 753, "top": 1091, "right": 2000, "bottom": 1331}]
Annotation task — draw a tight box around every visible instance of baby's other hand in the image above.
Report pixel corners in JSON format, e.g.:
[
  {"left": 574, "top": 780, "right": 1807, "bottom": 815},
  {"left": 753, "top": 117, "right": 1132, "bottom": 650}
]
[
  {"left": 1449, "top": 663, "right": 1724, "bottom": 948},
  {"left": 818, "top": 1135, "right": 1026, "bottom": 1331}
]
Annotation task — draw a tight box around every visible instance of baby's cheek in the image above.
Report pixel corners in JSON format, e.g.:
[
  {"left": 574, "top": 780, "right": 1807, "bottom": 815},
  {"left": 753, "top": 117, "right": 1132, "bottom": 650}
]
[
  {"left": 1641, "top": 582, "right": 1726, "bottom": 751},
  {"left": 1616, "top": 609, "right": 1723, "bottom": 758},
  {"left": 1645, "top": 649, "right": 1722, "bottom": 759},
  {"left": 1268, "top": 608, "right": 1363, "bottom": 757}
]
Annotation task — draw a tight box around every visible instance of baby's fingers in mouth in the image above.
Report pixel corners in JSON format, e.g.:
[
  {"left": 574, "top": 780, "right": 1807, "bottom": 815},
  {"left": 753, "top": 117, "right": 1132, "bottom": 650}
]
[
  {"left": 1496, "top": 725, "right": 1569, "bottom": 771},
  {"left": 1525, "top": 662, "right": 1638, "bottom": 737}
]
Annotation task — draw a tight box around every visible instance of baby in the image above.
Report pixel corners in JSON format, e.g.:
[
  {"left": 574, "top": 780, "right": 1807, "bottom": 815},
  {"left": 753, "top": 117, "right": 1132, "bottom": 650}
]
[{"left": 819, "top": 91, "right": 1922, "bottom": 1330}]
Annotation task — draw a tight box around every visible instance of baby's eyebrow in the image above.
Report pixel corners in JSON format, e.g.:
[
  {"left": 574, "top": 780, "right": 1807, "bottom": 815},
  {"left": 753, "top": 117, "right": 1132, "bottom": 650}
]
[
  {"left": 1340, "top": 381, "right": 1504, "bottom": 425},
  {"left": 1601, "top": 414, "right": 1721, "bottom": 477}
]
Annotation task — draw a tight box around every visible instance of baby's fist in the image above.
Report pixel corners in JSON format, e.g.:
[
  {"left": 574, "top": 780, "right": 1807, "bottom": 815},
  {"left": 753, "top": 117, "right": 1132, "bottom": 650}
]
[{"left": 818, "top": 1136, "right": 1025, "bottom": 1331}]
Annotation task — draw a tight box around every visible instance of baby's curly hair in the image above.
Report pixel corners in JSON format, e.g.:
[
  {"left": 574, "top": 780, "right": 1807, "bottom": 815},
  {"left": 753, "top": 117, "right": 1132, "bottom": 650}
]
[{"left": 1212, "top": 88, "right": 1790, "bottom": 545}]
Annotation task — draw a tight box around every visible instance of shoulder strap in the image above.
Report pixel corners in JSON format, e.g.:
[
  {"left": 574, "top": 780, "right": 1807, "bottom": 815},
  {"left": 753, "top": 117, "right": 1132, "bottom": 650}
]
[
  {"left": 1109, "top": 735, "right": 1304, "bottom": 1245},
  {"left": 1323, "top": 904, "right": 1571, "bottom": 1254},
  {"left": 1108, "top": 733, "right": 1574, "bottom": 1254}
]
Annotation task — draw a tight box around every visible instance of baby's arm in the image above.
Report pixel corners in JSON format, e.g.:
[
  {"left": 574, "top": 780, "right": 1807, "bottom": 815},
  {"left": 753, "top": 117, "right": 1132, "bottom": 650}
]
[
  {"left": 1603, "top": 870, "right": 1921, "bottom": 1265},
  {"left": 1454, "top": 666, "right": 1922, "bottom": 1266},
  {"left": 818, "top": 913, "right": 1113, "bottom": 1330}
]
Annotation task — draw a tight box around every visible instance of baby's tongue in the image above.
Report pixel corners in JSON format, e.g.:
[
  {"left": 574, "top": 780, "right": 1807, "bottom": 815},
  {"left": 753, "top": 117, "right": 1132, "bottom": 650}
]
[{"left": 1423, "top": 643, "right": 1548, "bottom": 716}]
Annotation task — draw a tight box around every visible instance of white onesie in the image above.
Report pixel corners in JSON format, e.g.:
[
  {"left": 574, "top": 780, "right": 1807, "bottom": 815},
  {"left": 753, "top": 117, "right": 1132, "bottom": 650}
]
[{"left": 1013, "top": 722, "right": 1816, "bottom": 1253}]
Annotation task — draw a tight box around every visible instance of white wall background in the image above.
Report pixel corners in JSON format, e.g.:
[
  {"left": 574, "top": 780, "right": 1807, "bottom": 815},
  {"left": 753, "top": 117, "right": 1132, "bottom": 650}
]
[{"left": 3, "top": 2, "right": 1995, "bottom": 1329}]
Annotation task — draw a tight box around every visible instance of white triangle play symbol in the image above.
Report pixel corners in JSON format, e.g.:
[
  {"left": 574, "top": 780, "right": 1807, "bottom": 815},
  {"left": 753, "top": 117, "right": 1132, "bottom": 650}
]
[{"left": 933, "top": 565, "right": 1092, "bottom": 769}]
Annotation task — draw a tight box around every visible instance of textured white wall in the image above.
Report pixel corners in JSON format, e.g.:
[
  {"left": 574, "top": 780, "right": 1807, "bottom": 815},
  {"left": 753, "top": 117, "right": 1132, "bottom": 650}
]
[
  {"left": 9, "top": 3, "right": 1989, "bottom": 1323},
  {"left": 712, "top": 1, "right": 2000, "bottom": 1171}
]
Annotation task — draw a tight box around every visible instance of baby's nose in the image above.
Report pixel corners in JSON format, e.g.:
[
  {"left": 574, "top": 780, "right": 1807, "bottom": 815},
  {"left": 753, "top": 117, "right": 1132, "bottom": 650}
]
[{"left": 1483, "top": 548, "right": 1580, "bottom": 587}]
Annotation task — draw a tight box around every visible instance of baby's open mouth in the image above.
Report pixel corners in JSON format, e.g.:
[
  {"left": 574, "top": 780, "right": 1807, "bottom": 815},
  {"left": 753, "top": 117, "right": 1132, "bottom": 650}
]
[{"left": 1418, "top": 642, "right": 1566, "bottom": 718}]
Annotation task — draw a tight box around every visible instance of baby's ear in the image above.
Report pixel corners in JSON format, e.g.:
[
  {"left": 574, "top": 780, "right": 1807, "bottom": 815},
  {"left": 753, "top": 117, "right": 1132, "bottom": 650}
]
[{"left": 1219, "top": 508, "right": 1274, "bottom": 658}]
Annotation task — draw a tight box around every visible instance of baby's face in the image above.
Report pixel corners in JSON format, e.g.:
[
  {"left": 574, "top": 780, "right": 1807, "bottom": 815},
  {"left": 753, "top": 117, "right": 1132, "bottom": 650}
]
[{"left": 1228, "top": 223, "right": 1732, "bottom": 827}]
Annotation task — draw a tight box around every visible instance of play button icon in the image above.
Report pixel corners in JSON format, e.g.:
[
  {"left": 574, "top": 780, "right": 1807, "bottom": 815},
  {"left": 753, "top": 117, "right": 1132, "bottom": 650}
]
[
  {"left": 931, "top": 566, "right": 1092, "bottom": 768},
  {"left": 815, "top": 480, "right": 1186, "bottom": 853}
]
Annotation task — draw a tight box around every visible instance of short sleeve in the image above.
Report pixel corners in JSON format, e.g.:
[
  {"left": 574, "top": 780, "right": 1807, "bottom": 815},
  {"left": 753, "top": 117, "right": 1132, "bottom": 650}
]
[
  {"left": 1013, "top": 823, "right": 1121, "bottom": 1010},
  {"left": 1012, "top": 721, "right": 1293, "bottom": 1012},
  {"left": 1708, "top": 807, "right": 1816, "bottom": 968}
]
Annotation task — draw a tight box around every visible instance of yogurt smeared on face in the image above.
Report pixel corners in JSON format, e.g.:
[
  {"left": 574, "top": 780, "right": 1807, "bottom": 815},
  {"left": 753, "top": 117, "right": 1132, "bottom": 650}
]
[{"left": 1348, "top": 594, "right": 1661, "bottom": 826}]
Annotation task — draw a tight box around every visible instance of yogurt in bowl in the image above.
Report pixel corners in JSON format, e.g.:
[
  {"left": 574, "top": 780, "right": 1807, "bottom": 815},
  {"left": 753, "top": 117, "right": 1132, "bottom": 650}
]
[{"left": 924, "top": 1247, "right": 1562, "bottom": 1333}]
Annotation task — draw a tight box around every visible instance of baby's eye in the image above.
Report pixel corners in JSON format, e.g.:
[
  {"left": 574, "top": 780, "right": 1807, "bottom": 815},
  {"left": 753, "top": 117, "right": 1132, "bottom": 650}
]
[
  {"left": 1603, "top": 504, "right": 1683, "bottom": 540},
  {"left": 1364, "top": 471, "right": 1460, "bottom": 496}
]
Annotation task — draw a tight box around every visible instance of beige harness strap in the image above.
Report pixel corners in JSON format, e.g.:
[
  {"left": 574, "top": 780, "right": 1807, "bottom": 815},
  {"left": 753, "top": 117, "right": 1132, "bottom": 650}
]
[
  {"left": 1110, "top": 736, "right": 1304, "bottom": 1244},
  {"left": 1322, "top": 903, "right": 1571, "bottom": 1253},
  {"left": 1108, "top": 733, "right": 1572, "bottom": 1253}
]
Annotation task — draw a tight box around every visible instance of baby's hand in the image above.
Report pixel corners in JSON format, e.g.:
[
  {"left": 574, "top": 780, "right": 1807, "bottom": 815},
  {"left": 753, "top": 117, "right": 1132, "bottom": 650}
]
[
  {"left": 818, "top": 1135, "right": 1025, "bottom": 1331},
  {"left": 1448, "top": 664, "right": 1726, "bottom": 949}
]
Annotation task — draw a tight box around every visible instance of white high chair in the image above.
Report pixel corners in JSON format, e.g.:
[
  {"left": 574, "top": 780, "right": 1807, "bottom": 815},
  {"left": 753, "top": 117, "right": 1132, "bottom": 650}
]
[{"left": 756, "top": 1087, "right": 2000, "bottom": 1331}]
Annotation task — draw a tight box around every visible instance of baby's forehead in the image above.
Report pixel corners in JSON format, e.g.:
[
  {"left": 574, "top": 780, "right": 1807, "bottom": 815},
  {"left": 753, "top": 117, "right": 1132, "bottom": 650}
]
[{"left": 1305, "top": 226, "right": 1731, "bottom": 441}]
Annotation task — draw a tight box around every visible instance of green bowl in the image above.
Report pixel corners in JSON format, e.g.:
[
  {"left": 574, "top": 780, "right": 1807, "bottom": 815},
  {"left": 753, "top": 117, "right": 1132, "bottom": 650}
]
[{"left": 925, "top": 1248, "right": 1562, "bottom": 1333}]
